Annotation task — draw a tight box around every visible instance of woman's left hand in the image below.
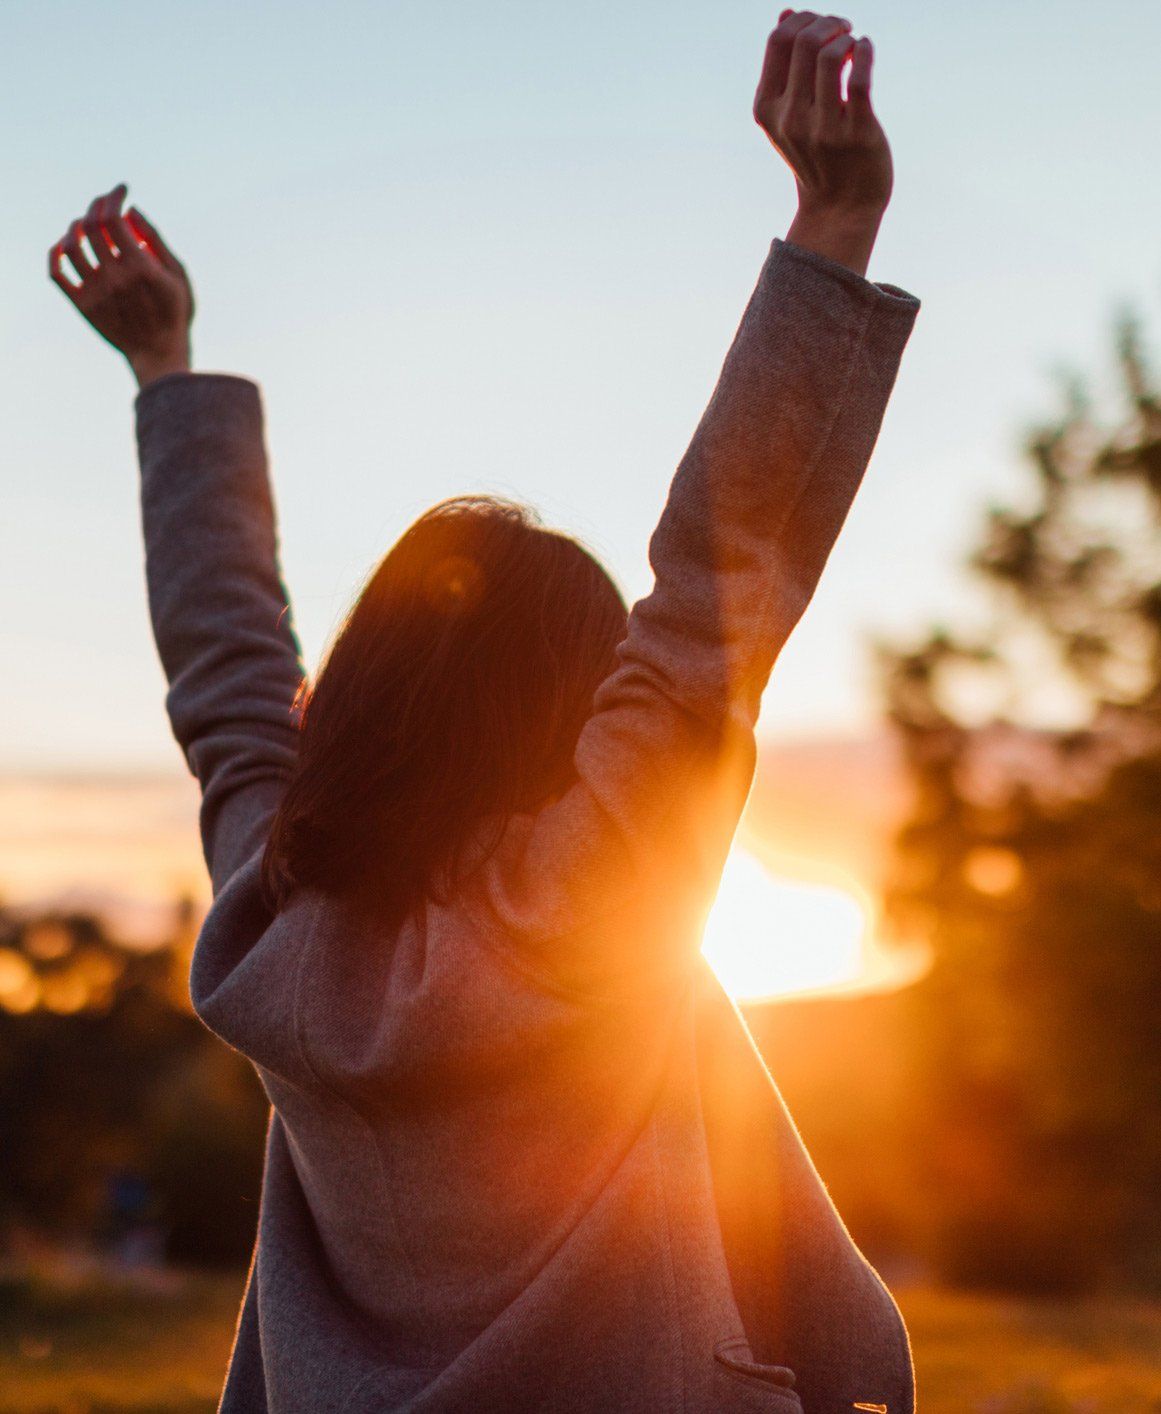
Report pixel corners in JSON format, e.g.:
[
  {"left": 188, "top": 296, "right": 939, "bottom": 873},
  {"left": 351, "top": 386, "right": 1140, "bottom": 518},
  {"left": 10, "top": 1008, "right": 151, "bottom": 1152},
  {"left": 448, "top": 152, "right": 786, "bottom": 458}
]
[{"left": 49, "top": 184, "right": 195, "bottom": 389}]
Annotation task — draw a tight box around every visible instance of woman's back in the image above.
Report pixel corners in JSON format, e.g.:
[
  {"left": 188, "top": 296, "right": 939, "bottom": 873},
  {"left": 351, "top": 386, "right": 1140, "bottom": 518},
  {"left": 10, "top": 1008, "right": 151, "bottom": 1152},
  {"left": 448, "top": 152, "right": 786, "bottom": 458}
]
[{"left": 197, "top": 867, "right": 744, "bottom": 1409}]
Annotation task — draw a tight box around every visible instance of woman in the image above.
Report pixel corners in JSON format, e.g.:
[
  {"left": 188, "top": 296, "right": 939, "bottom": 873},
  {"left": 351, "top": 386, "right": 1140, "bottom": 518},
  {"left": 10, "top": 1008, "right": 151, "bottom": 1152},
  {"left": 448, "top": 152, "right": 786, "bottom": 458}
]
[{"left": 51, "top": 12, "right": 919, "bottom": 1411}]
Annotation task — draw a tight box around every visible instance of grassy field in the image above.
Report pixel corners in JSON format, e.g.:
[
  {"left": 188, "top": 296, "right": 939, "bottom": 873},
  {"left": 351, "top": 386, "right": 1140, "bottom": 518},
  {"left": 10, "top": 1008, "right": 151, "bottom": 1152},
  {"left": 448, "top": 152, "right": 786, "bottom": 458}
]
[{"left": 1, "top": 1271, "right": 1159, "bottom": 1413}]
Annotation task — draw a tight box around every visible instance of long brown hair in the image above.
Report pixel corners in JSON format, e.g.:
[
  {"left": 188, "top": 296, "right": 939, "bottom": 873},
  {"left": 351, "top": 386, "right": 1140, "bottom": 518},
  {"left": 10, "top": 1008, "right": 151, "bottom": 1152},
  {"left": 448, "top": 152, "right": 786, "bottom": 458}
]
[{"left": 262, "top": 496, "right": 628, "bottom": 922}]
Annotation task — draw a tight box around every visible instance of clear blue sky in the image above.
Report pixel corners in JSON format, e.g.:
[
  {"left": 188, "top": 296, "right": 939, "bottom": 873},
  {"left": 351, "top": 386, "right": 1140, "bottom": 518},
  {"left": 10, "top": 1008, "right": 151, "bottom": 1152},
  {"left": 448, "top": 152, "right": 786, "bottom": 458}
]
[{"left": 2, "top": 0, "right": 1158, "bottom": 768}]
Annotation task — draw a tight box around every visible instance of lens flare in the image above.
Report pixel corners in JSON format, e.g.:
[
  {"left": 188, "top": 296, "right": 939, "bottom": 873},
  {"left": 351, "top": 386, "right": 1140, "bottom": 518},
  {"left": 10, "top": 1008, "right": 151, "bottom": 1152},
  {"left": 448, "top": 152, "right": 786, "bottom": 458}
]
[{"left": 701, "top": 848, "right": 871, "bottom": 1001}]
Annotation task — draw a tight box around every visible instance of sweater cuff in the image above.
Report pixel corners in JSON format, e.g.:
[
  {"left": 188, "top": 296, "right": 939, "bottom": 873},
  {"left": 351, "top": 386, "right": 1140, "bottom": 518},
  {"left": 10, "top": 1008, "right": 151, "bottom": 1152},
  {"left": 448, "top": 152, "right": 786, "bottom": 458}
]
[
  {"left": 770, "top": 237, "right": 920, "bottom": 319},
  {"left": 135, "top": 370, "right": 260, "bottom": 415},
  {"left": 133, "top": 370, "right": 258, "bottom": 404}
]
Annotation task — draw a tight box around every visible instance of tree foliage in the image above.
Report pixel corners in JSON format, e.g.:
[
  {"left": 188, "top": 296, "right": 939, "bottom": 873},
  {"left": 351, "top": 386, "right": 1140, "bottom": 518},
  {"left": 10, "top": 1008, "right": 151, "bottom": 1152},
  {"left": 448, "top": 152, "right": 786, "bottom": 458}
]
[
  {"left": 879, "top": 316, "right": 1161, "bottom": 1293},
  {"left": 0, "top": 903, "right": 266, "bottom": 1268}
]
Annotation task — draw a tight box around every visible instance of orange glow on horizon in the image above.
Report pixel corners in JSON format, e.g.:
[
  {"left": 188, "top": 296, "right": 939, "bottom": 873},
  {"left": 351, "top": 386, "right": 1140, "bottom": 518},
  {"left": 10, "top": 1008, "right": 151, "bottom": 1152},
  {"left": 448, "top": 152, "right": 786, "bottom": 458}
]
[{"left": 0, "top": 778, "right": 927, "bottom": 1004}]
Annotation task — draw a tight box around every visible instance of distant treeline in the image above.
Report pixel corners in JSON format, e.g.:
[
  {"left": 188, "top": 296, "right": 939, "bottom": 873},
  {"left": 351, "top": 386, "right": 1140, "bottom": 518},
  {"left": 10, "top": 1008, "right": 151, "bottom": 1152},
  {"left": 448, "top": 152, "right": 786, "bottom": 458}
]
[
  {"left": 0, "top": 903, "right": 266, "bottom": 1268},
  {"left": 0, "top": 887, "right": 1156, "bottom": 1296}
]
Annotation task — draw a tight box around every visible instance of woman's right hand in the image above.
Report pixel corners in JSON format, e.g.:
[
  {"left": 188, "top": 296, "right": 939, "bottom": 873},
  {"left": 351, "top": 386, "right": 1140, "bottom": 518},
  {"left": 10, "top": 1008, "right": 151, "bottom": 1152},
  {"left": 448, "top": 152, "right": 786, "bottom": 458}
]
[
  {"left": 49, "top": 184, "right": 195, "bottom": 389},
  {"left": 753, "top": 11, "right": 894, "bottom": 277}
]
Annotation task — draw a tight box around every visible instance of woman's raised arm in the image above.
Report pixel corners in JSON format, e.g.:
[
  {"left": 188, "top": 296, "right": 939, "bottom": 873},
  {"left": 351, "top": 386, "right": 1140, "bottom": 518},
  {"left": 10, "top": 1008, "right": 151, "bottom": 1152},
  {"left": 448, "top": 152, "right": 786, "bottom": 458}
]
[
  {"left": 49, "top": 188, "right": 305, "bottom": 893},
  {"left": 474, "top": 13, "right": 920, "bottom": 991}
]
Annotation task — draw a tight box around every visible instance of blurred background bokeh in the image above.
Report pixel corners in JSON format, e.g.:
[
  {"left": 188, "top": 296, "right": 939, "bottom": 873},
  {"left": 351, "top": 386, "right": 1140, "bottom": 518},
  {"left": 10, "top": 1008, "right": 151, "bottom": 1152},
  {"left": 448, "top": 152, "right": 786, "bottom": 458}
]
[{"left": 2, "top": 1, "right": 1161, "bottom": 1409}]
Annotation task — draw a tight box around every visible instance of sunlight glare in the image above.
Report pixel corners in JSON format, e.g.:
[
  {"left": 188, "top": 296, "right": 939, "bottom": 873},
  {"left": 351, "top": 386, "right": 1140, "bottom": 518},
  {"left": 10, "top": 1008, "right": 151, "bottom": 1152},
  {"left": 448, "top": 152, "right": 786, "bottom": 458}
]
[{"left": 702, "top": 848, "right": 870, "bottom": 1002}]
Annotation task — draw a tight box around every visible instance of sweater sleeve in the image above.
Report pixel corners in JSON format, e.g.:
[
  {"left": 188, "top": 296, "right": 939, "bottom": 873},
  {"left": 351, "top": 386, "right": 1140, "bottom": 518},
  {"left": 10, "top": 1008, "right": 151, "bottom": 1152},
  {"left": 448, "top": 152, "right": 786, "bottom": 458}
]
[
  {"left": 473, "top": 238, "right": 920, "bottom": 989},
  {"left": 137, "top": 373, "right": 305, "bottom": 895}
]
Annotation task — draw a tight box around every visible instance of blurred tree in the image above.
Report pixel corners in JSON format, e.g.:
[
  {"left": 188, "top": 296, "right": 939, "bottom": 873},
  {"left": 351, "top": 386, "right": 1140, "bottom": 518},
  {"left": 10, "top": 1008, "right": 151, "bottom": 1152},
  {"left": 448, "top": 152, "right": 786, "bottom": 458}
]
[
  {"left": 878, "top": 315, "right": 1161, "bottom": 1294},
  {"left": 0, "top": 903, "right": 266, "bottom": 1268}
]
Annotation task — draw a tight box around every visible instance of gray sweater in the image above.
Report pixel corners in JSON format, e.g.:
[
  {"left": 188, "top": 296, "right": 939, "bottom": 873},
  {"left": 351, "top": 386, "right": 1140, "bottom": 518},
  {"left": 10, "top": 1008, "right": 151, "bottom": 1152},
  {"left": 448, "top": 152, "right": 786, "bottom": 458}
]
[{"left": 137, "top": 238, "right": 919, "bottom": 1413}]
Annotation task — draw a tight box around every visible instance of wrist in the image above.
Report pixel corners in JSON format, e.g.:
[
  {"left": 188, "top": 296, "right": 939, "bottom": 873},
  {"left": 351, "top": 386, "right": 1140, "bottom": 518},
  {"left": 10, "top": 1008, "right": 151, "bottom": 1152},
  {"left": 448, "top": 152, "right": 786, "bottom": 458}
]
[
  {"left": 129, "top": 342, "right": 192, "bottom": 390},
  {"left": 786, "top": 202, "right": 885, "bottom": 279}
]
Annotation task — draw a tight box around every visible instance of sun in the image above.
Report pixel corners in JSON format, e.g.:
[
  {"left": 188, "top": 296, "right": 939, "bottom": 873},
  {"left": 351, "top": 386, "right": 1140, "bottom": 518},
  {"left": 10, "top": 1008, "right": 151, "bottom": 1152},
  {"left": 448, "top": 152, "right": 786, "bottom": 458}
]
[{"left": 701, "top": 847, "right": 872, "bottom": 1002}]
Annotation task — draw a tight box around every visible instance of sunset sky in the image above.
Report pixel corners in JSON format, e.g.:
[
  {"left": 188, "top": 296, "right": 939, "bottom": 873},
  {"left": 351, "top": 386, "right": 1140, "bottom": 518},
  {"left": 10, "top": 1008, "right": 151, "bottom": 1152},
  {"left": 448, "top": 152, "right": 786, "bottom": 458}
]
[
  {"left": 0, "top": 739, "right": 917, "bottom": 1001},
  {"left": 2, "top": 0, "right": 1159, "bottom": 769}
]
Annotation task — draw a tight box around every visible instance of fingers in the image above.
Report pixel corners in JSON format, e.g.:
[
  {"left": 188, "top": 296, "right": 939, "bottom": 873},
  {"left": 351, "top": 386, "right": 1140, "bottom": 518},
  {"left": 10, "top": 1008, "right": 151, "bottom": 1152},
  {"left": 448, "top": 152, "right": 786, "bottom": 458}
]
[
  {"left": 757, "top": 12, "right": 822, "bottom": 102},
  {"left": 60, "top": 219, "right": 95, "bottom": 285},
  {"left": 755, "top": 12, "right": 876, "bottom": 137},
  {"left": 815, "top": 29, "right": 856, "bottom": 119},
  {"left": 98, "top": 184, "right": 145, "bottom": 265},
  {"left": 48, "top": 241, "right": 79, "bottom": 299},
  {"left": 81, "top": 192, "right": 112, "bottom": 268},
  {"left": 785, "top": 13, "right": 851, "bottom": 110},
  {"left": 847, "top": 36, "right": 875, "bottom": 120},
  {"left": 51, "top": 184, "right": 132, "bottom": 293},
  {"left": 125, "top": 207, "right": 182, "bottom": 273}
]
